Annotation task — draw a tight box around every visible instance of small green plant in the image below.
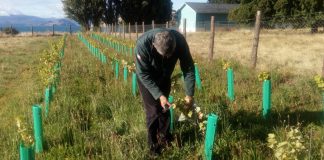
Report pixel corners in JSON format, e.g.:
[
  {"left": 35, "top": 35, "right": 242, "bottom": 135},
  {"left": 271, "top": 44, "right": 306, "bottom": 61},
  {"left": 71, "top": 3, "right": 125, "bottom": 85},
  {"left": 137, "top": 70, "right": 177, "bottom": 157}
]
[
  {"left": 258, "top": 71, "right": 271, "bottom": 81},
  {"left": 16, "top": 117, "right": 34, "bottom": 147},
  {"left": 221, "top": 59, "right": 231, "bottom": 70},
  {"left": 267, "top": 125, "right": 306, "bottom": 160},
  {"left": 314, "top": 75, "right": 324, "bottom": 91}
]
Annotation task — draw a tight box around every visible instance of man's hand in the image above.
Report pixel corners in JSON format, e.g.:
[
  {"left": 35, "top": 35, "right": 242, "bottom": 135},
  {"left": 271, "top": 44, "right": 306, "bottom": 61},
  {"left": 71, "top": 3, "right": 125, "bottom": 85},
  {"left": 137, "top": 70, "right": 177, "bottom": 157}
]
[
  {"left": 159, "top": 95, "right": 171, "bottom": 112},
  {"left": 185, "top": 96, "right": 194, "bottom": 107},
  {"left": 184, "top": 96, "right": 194, "bottom": 110}
]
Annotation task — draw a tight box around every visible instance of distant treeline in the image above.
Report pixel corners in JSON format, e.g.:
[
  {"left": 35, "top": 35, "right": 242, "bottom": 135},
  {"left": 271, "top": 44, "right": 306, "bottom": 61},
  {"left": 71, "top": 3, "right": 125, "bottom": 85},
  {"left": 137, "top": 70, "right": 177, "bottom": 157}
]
[
  {"left": 63, "top": 0, "right": 324, "bottom": 32},
  {"left": 62, "top": 0, "right": 172, "bottom": 31}
]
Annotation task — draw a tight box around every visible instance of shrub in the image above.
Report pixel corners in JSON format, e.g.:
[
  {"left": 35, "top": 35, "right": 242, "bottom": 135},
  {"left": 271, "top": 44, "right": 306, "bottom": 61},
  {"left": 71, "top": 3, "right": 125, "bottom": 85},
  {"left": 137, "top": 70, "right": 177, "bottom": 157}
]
[{"left": 1, "top": 27, "right": 19, "bottom": 35}]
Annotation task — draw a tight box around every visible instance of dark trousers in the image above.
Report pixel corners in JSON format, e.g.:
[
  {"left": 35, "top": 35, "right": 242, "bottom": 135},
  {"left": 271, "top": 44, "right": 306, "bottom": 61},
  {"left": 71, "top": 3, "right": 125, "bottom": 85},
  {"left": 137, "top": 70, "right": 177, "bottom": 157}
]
[{"left": 137, "top": 79, "right": 172, "bottom": 150}]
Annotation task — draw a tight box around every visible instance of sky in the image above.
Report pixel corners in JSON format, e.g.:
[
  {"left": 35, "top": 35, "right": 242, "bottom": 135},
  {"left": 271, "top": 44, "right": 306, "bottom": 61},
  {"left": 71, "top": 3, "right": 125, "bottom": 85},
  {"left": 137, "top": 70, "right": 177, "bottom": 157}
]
[{"left": 0, "top": 0, "right": 207, "bottom": 18}]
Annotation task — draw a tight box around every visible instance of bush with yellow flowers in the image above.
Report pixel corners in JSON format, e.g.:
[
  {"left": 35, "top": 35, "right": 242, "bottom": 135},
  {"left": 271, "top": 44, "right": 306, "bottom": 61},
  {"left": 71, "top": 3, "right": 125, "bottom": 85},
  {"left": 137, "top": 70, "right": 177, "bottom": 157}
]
[{"left": 267, "top": 125, "right": 306, "bottom": 160}]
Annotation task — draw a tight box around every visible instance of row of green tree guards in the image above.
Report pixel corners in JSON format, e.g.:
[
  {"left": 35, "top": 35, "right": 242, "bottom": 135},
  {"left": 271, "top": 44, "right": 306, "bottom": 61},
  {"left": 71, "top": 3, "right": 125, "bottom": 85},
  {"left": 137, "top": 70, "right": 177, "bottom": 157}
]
[
  {"left": 20, "top": 35, "right": 67, "bottom": 160},
  {"left": 87, "top": 32, "right": 324, "bottom": 159},
  {"left": 78, "top": 32, "right": 221, "bottom": 160}
]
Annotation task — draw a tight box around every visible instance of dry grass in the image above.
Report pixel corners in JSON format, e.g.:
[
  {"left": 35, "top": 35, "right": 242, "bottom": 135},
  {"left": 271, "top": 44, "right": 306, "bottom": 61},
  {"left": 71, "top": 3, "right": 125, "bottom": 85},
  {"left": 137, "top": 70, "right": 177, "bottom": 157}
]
[{"left": 186, "top": 29, "right": 324, "bottom": 75}]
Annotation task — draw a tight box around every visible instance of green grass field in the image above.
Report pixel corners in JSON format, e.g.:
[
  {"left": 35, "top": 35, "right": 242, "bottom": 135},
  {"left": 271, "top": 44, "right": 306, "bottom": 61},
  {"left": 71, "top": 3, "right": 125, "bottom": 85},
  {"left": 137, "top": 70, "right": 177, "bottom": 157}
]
[{"left": 0, "top": 34, "right": 323, "bottom": 159}]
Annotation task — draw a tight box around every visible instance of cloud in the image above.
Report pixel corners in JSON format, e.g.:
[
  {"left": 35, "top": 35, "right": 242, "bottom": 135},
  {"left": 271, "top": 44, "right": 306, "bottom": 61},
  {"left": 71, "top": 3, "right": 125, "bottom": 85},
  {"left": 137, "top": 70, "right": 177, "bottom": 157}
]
[
  {"left": 0, "top": 0, "right": 65, "bottom": 18},
  {"left": 0, "top": 5, "right": 23, "bottom": 16}
]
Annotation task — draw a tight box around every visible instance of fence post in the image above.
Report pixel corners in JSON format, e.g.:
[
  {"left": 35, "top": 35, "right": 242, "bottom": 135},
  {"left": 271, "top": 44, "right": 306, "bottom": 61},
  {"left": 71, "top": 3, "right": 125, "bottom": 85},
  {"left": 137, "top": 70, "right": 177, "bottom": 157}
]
[
  {"left": 52, "top": 24, "right": 54, "bottom": 36},
  {"left": 119, "top": 23, "right": 122, "bottom": 38},
  {"left": 111, "top": 23, "right": 114, "bottom": 35},
  {"left": 251, "top": 10, "right": 261, "bottom": 69},
  {"left": 152, "top": 20, "right": 155, "bottom": 29},
  {"left": 10, "top": 25, "right": 13, "bottom": 36},
  {"left": 166, "top": 21, "right": 169, "bottom": 28},
  {"left": 129, "top": 22, "right": 131, "bottom": 40},
  {"left": 115, "top": 22, "right": 117, "bottom": 37},
  {"left": 142, "top": 21, "right": 145, "bottom": 33},
  {"left": 183, "top": 18, "right": 187, "bottom": 39},
  {"left": 208, "top": 16, "right": 215, "bottom": 62},
  {"left": 69, "top": 24, "right": 72, "bottom": 35},
  {"left": 135, "top": 22, "right": 138, "bottom": 40},
  {"left": 31, "top": 26, "right": 33, "bottom": 37},
  {"left": 123, "top": 23, "right": 125, "bottom": 39}
]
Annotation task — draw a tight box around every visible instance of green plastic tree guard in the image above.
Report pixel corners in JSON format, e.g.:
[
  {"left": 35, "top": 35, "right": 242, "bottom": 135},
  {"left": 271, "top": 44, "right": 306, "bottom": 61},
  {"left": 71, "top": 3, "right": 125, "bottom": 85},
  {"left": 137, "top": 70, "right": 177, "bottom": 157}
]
[
  {"left": 123, "top": 66, "right": 128, "bottom": 83},
  {"left": 115, "top": 60, "right": 119, "bottom": 80},
  {"left": 195, "top": 64, "right": 202, "bottom": 90},
  {"left": 168, "top": 95, "right": 174, "bottom": 133},
  {"left": 19, "top": 143, "right": 35, "bottom": 160},
  {"left": 44, "top": 87, "right": 51, "bottom": 117},
  {"left": 262, "top": 80, "right": 271, "bottom": 119},
  {"left": 129, "top": 47, "right": 133, "bottom": 56},
  {"left": 204, "top": 113, "right": 218, "bottom": 160},
  {"left": 227, "top": 68, "right": 235, "bottom": 101},
  {"left": 51, "top": 83, "right": 56, "bottom": 95},
  {"left": 32, "top": 105, "right": 43, "bottom": 153},
  {"left": 132, "top": 72, "right": 137, "bottom": 96}
]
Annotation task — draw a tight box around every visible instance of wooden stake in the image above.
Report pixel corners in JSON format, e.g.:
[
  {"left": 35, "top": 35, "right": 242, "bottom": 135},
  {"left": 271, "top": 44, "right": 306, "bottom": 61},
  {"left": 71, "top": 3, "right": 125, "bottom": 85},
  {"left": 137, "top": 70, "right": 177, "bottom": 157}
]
[
  {"left": 135, "top": 22, "right": 138, "bottom": 40},
  {"left": 208, "top": 16, "right": 215, "bottom": 62},
  {"left": 152, "top": 20, "right": 155, "bottom": 29},
  {"left": 129, "top": 22, "right": 131, "bottom": 40},
  {"left": 251, "top": 11, "right": 261, "bottom": 69},
  {"left": 142, "top": 21, "right": 145, "bottom": 33},
  {"left": 123, "top": 23, "right": 125, "bottom": 39}
]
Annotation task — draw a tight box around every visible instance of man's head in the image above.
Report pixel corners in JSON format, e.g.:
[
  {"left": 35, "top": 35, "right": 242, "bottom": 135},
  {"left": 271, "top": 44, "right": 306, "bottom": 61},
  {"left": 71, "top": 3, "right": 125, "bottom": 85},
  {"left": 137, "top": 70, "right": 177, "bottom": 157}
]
[{"left": 153, "top": 31, "right": 176, "bottom": 58}]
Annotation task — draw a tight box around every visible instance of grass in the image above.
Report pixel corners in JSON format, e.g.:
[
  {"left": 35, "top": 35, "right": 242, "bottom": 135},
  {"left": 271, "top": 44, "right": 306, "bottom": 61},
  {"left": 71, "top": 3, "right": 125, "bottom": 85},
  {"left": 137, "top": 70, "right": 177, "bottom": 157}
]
[{"left": 0, "top": 31, "right": 323, "bottom": 159}]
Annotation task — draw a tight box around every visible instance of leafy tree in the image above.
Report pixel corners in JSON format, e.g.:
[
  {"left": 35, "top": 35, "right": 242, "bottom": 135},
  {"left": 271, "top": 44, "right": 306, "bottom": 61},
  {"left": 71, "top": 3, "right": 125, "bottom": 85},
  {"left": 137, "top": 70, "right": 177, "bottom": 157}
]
[
  {"left": 119, "top": 0, "right": 173, "bottom": 24},
  {"left": 208, "top": 0, "right": 240, "bottom": 3},
  {"left": 62, "top": 0, "right": 92, "bottom": 31},
  {"left": 62, "top": 0, "right": 105, "bottom": 31},
  {"left": 63, "top": 0, "right": 173, "bottom": 29},
  {"left": 228, "top": 0, "right": 324, "bottom": 32}
]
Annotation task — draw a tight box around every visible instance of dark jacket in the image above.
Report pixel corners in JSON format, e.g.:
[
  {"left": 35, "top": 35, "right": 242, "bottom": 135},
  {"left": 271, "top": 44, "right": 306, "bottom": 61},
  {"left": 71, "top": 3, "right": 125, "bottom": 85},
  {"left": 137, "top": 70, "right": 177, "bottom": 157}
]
[{"left": 135, "top": 28, "right": 195, "bottom": 100}]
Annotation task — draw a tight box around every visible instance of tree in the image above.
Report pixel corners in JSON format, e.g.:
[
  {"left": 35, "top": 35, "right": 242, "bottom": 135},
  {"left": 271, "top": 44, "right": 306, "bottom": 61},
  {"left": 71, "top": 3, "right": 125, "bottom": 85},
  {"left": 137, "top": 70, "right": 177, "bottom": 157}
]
[
  {"left": 208, "top": 0, "right": 240, "bottom": 3},
  {"left": 62, "top": 0, "right": 92, "bottom": 31},
  {"left": 62, "top": 0, "right": 105, "bottom": 31},
  {"left": 228, "top": 0, "right": 324, "bottom": 32},
  {"left": 119, "top": 0, "right": 173, "bottom": 24}
]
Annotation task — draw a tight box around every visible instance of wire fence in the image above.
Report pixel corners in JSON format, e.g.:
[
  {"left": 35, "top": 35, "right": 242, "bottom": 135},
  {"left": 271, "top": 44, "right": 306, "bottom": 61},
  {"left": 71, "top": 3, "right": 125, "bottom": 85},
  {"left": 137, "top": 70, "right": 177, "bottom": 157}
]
[
  {"left": 99, "top": 14, "right": 324, "bottom": 74},
  {"left": 0, "top": 24, "right": 80, "bottom": 37}
]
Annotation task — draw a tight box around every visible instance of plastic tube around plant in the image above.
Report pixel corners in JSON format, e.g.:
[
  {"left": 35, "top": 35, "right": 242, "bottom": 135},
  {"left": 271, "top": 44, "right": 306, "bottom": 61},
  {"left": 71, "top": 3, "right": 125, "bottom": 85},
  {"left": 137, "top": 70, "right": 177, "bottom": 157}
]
[
  {"left": 19, "top": 142, "right": 35, "bottom": 160},
  {"left": 195, "top": 64, "right": 202, "bottom": 90},
  {"left": 227, "top": 68, "right": 235, "bottom": 101},
  {"left": 123, "top": 66, "right": 128, "bottom": 83},
  {"left": 51, "top": 83, "right": 56, "bottom": 95},
  {"left": 204, "top": 113, "right": 218, "bottom": 160},
  {"left": 115, "top": 60, "right": 119, "bottom": 80},
  {"left": 44, "top": 87, "right": 51, "bottom": 117},
  {"left": 129, "top": 47, "right": 133, "bottom": 56},
  {"left": 132, "top": 72, "right": 137, "bottom": 96},
  {"left": 32, "top": 105, "right": 43, "bottom": 153},
  {"left": 168, "top": 95, "right": 174, "bottom": 133},
  {"left": 262, "top": 80, "right": 271, "bottom": 119}
]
